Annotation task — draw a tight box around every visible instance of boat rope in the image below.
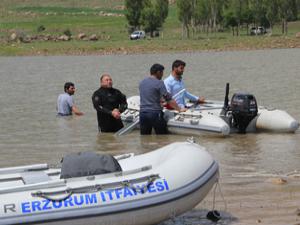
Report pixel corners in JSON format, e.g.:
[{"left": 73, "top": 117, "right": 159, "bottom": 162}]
[
  {"left": 31, "top": 174, "right": 160, "bottom": 201},
  {"left": 212, "top": 180, "right": 227, "bottom": 212}
]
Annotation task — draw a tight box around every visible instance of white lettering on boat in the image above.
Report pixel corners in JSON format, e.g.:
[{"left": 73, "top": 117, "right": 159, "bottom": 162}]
[{"left": 21, "top": 179, "right": 169, "bottom": 214}]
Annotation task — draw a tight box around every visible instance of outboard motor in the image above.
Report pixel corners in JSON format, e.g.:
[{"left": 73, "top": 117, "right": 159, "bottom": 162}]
[{"left": 230, "top": 93, "right": 258, "bottom": 133}]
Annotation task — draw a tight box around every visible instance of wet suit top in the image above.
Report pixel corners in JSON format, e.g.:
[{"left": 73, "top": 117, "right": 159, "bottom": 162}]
[{"left": 92, "top": 87, "right": 127, "bottom": 132}]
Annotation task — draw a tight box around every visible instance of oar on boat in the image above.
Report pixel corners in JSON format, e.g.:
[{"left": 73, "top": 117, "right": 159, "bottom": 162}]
[{"left": 114, "top": 116, "right": 139, "bottom": 136}]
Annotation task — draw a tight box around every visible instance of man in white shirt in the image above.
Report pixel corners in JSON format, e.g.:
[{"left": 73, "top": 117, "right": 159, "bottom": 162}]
[{"left": 164, "top": 60, "right": 205, "bottom": 108}]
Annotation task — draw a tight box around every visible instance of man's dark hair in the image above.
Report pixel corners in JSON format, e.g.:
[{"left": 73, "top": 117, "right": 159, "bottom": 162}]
[
  {"left": 150, "top": 63, "right": 164, "bottom": 75},
  {"left": 172, "top": 60, "right": 186, "bottom": 70},
  {"left": 64, "top": 82, "right": 74, "bottom": 92}
]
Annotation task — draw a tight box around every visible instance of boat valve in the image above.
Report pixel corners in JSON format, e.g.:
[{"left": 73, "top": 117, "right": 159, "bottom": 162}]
[{"left": 187, "top": 137, "right": 195, "bottom": 143}]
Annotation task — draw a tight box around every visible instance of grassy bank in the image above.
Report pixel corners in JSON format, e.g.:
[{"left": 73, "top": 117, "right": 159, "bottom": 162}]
[{"left": 0, "top": 0, "right": 299, "bottom": 56}]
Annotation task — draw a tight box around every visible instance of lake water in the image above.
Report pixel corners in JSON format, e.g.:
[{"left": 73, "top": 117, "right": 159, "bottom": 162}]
[{"left": 0, "top": 49, "right": 300, "bottom": 225}]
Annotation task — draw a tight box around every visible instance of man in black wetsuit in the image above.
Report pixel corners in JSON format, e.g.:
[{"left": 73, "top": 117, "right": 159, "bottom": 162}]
[{"left": 92, "top": 74, "right": 127, "bottom": 132}]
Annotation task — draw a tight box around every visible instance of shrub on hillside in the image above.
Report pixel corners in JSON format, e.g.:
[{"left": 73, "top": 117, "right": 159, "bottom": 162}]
[
  {"left": 63, "top": 29, "right": 72, "bottom": 37},
  {"left": 37, "top": 25, "right": 46, "bottom": 32}
]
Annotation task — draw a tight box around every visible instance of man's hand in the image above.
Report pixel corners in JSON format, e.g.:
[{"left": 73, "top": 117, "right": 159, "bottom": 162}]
[
  {"left": 75, "top": 112, "right": 84, "bottom": 116},
  {"left": 179, "top": 108, "right": 187, "bottom": 112},
  {"left": 198, "top": 96, "right": 205, "bottom": 104},
  {"left": 112, "top": 109, "right": 121, "bottom": 119}
]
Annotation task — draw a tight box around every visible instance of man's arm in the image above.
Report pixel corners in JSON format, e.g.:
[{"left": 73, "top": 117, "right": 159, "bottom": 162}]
[
  {"left": 66, "top": 95, "right": 83, "bottom": 116},
  {"left": 160, "top": 82, "right": 186, "bottom": 112},
  {"left": 167, "top": 99, "right": 186, "bottom": 112},
  {"left": 185, "top": 91, "right": 198, "bottom": 102},
  {"left": 164, "top": 76, "right": 174, "bottom": 96},
  {"left": 185, "top": 91, "right": 205, "bottom": 103},
  {"left": 72, "top": 105, "right": 84, "bottom": 116},
  {"left": 111, "top": 90, "right": 127, "bottom": 120},
  {"left": 92, "top": 92, "right": 112, "bottom": 115},
  {"left": 111, "top": 91, "right": 127, "bottom": 120},
  {"left": 119, "top": 93, "right": 128, "bottom": 113}
]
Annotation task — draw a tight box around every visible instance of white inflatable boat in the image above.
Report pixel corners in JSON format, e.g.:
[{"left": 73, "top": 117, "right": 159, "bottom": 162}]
[
  {"left": 121, "top": 92, "right": 299, "bottom": 136},
  {"left": 0, "top": 142, "right": 219, "bottom": 225},
  {"left": 120, "top": 95, "right": 230, "bottom": 135}
]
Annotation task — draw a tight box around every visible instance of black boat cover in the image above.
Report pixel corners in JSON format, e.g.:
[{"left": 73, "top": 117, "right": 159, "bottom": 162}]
[{"left": 60, "top": 152, "right": 122, "bottom": 179}]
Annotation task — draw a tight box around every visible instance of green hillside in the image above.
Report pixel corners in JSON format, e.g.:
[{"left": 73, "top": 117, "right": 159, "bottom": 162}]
[{"left": 0, "top": 0, "right": 299, "bottom": 56}]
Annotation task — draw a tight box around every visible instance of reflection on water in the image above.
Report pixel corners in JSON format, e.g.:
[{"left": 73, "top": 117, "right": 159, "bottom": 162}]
[{"left": 0, "top": 49, "right": 300, "bottom": 225}]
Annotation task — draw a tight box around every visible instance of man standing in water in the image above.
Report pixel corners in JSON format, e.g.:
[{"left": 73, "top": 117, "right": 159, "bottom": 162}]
[
  {"left": 92, "top": 74, "right": 127, "bottom": 133},
  {"left": 139, "top": 63, "right": 185, "bottom": 135},
  {"left": 164, "top": 60, "right": 205, "bottom": 109},
  {"left": 57, "top": 82, "right": 84, "bottom": 116}
]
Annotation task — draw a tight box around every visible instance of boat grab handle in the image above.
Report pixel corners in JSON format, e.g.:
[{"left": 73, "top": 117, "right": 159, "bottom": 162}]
[
  {"left": 121, "top": 174, "right": 159, "bottom": 193},
  {"left": 32, "top": 188, "right": 73, "bottom": 201},
  {"left": 31, "top": 174, "right": 160, "bottom": 200}
]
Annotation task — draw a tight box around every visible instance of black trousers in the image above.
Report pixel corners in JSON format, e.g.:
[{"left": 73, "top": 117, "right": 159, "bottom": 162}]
[
  {"left": 139, "top": 111, "right": 168, "bottom": 135},
  {"left": 98, "top": 119, "right": 123, "bottom": 133}
]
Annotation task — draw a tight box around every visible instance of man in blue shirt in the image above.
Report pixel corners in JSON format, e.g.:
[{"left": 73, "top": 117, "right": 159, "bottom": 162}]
[
  {"left": 57, "top": 82, "right": 84, "bottom": 116},
  {"left": 139, "top": 64, "right": 184, "bottom": 135},
  {"left": 164, "top": 60, "right": 205, "bottom": 108}
]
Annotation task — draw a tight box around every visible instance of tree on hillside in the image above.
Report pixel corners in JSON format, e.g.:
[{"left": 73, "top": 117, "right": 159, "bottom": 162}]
[
  {"left": 289, "top": 0, "right": 299, "bottom": 20},
  {"left": 277, "top": 0, "right": 296, "bottom": 34},
  {"left": 192, "top": 0, "right": 225, "bottom": 35},
  {"left": 156, "top": 0, "right": 169, "bottom": 21},
  {"left": 248, "top": 0, "right": 265, "bottom": 27},
  {"left": 177, "top": 0, "right": 193, "bottom": 38},
  {"left": 125, "top": 0, "right": 147, "bottom": 31},
  {"left": 193, "top": 0, "right": 210, "bottom": 34},
  {"left": 175, "top": 0, "right": 298, "bottom": 37},
  {"left": 226, "top": 0, "right": 245, "bottom": 35},
  {"left": 223, "top": 10, "right": 238, "bottom": 35},
  {"left": 208, "top": 0, "right": 221, "bottom": 33},
  {"left": 141, "top": 0, "right": 169, "bottom": 37},
  {"left": 262, "top": 0, "right": 279, "bottom": 33},
  {"left": 242, "top": 4, "right": 254, "bottom": 35}
]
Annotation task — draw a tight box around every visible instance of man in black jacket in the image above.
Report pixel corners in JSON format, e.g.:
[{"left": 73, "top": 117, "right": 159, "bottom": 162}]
[{"left": 92, "top": 74, "right": 127, "bottom": 132}]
